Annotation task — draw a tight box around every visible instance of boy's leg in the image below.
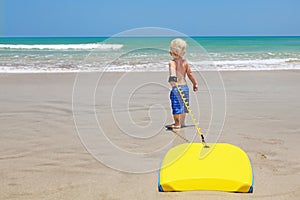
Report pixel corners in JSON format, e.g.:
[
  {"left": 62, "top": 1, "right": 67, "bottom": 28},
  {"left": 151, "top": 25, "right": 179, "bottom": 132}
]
[
  {"left": 180, "top": 113, "right": 186, "bottom": 127},
  {"left": 166, "top": 114, "right": 181, "bottom": 129},
  {"left": 173, "top": 114, "right": 180, "bottom": 127}
]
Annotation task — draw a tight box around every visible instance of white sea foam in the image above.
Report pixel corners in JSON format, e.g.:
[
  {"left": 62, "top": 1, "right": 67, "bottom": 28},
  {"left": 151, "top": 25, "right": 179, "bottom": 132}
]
[
  {"left": 213, "top": 58, "right": 294, "bottom": 65},
  {"left": 189, "top": 58, "right": 300, "bottom": 71},
  {"left": 0, "top": 50, "right": 299, "bottom": 72},
  {"left": 2, "top": 59, "right": 299, "bottom": 73},
  {"left": 0, "top": 43, "right": 123, "bottom": 50}
]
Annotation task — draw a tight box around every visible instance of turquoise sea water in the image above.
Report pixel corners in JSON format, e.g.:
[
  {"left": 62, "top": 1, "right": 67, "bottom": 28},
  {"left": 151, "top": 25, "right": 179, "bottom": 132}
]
[{"left": 0, "top": 36, "right": 299, "bottom": 72}]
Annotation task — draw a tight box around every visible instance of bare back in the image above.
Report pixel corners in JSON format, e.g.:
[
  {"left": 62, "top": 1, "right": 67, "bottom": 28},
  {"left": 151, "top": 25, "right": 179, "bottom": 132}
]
[
  {"left": 169, "top": 58, "right": 197, "bottom": 88},
  {"left": 169, "top": 59, "right": 188, "bottom": 85}
]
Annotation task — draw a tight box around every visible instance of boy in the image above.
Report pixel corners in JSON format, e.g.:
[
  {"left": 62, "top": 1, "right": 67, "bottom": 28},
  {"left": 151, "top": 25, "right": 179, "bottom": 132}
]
[{"left": 167, "top": 38, "right": 198, "bottom": 129}]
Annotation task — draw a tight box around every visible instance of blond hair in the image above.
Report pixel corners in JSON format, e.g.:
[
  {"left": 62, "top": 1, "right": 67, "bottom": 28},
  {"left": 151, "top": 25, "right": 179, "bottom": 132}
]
[{"left": 170, "top": 38, "right": 186, "bottom": 58}]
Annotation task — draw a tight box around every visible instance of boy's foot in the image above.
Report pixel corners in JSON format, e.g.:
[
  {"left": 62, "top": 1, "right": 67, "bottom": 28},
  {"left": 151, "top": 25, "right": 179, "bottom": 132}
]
[{"left": 166, "top": 124, "right": 181, "bottom": 130}]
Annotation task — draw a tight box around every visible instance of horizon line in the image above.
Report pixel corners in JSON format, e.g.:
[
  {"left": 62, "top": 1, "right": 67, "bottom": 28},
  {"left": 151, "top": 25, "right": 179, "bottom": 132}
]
[{"left": 1, "top": 35, "right": 300, "bottom": 38}]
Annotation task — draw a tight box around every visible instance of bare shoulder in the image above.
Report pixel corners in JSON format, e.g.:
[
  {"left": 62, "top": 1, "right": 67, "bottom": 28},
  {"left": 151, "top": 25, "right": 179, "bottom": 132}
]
[
  {"left": 182, "top": 59, "right": 189, "bottom": 65},
  {"left": 169, "top": 60, "right": 176, "bottom": 65},
  {"left": 182, "top": 59, "right": 190, "bottom": 68}
]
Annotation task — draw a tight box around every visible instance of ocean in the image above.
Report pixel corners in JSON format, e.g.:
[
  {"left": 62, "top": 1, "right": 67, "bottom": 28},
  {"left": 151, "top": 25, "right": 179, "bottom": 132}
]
[{"left": 0, "top": 36, "right": 300, "bottom": 73}]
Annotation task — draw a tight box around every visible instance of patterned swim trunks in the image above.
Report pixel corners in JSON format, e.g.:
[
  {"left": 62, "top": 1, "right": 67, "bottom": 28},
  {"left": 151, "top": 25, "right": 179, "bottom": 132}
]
[{"left": 170, "top": 85, "right": 189, "bottom": 114}]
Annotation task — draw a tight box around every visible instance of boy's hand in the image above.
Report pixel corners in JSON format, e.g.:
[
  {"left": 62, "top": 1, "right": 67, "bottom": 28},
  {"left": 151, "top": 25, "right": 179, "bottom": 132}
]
[{"left": 193, "top": 84, "right": 198, "bottom": 92}]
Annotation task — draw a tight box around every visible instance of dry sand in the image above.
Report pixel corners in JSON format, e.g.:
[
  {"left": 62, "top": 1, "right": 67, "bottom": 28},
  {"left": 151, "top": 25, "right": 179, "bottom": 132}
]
[{"left": 0, "top": 71, "right": 300, "bottom": 199}]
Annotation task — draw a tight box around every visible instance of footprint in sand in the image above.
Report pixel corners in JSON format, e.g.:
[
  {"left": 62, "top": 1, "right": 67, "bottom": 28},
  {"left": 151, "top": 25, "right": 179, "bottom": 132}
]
[
  {"left": 262, "top": 138, "right": 284, "bottom": 145},
  {"left": 239, "top": 134, "right": 284, "bottom": 146},
  {"left": 256, "top": 152, "right": 268, "bottom": 160}
]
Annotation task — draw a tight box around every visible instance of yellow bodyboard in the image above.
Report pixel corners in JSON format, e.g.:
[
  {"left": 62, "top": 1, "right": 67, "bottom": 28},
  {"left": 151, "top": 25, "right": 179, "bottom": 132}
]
[{"left": 158, "top": 143, "right": 254, "bottom": 193}]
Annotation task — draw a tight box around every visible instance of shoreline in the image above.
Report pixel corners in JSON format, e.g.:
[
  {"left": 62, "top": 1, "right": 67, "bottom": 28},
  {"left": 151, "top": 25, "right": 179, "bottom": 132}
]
[{"left": 1, "top": 69, "right": 300, "bottom": 74}]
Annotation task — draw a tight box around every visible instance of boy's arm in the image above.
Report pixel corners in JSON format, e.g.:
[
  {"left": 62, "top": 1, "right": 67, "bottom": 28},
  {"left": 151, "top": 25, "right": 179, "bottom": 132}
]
[
  {"left": 186, "top": 62, "right": 198, "bottom": 91},
  {"left": 169, "top": 60, "right": 176, "bottom": 76},
  {"left": 169, "top": 61, "right": 176, "bottom": 87}
]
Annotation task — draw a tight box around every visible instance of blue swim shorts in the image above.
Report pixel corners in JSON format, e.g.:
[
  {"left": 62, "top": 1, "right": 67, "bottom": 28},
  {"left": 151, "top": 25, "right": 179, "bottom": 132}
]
[{"left": 170, "top": 85, "right": 189, "bottom": 114}]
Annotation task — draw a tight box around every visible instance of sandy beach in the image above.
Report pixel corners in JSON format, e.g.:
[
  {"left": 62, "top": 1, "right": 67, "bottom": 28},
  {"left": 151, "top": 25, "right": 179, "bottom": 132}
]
[{"left": 0, "top": 71, "right": 300, "bottom": 200}]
